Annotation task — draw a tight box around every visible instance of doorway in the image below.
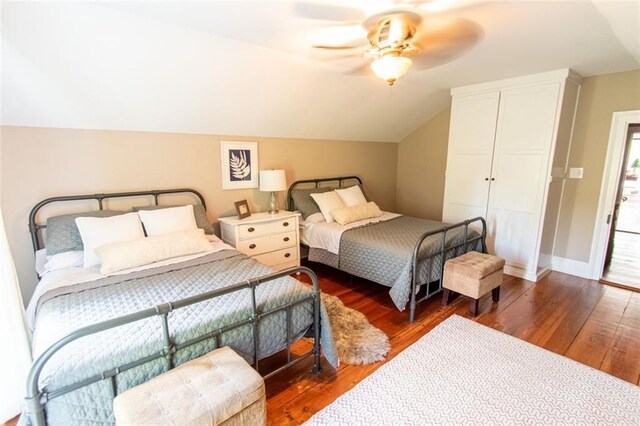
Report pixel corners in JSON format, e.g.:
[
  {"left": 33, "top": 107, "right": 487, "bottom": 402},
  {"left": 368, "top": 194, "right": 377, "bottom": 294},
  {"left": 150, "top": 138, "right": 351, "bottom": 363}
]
[
  {"left": 601, "top": 128, "right": 640, "bottom": 289},
  {"left": 590, "top": 110, "right": 640, "bottom": 289}
]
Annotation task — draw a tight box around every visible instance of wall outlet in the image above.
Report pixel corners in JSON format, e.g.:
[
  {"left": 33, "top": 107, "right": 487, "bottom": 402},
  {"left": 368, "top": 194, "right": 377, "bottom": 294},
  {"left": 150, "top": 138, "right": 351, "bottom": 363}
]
[{"left": 569, "top": 167, "right": 584, "bottom": 179}]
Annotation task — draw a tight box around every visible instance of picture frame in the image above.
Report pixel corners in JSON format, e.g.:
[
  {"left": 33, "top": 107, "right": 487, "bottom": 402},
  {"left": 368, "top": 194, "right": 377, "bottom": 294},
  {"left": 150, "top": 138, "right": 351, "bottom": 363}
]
[
  {"left": 220, "top": 141, "right": 259, "bottom": 190},
  {"left": 234, "top": 199, "right": 251, "bottom": 219}
]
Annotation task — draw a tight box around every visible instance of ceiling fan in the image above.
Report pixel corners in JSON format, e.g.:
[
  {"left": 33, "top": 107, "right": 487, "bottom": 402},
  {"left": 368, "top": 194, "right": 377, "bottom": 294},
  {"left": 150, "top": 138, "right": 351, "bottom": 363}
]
[{"left": 297, "top": 1, "right": 484, "bottom": 85}]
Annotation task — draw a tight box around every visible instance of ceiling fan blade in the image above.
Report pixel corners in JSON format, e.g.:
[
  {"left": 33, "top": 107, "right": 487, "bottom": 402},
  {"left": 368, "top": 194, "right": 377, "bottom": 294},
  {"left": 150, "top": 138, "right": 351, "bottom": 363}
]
[
  {"left": 313, "top": 44, "right": 364, "bottom": 50},
  {"left": 407, "top": 18, "right": 483, "bottom": 70},
  {"left": 294, "top": 1, "right": 366, "bottom": 22}
]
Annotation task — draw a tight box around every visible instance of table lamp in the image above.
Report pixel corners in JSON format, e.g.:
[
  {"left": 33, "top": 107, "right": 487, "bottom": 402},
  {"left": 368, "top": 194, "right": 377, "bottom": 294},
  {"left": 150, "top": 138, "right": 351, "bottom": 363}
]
[{"left": 259, "top": 169, "right": 287, "bottom": 214}]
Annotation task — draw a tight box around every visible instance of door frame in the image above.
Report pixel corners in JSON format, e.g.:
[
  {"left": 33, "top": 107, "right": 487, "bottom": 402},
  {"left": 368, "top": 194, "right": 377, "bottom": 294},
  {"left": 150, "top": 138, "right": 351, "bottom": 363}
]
[{"left": 589, "top": 110, "right": 640, "bottom": 279}]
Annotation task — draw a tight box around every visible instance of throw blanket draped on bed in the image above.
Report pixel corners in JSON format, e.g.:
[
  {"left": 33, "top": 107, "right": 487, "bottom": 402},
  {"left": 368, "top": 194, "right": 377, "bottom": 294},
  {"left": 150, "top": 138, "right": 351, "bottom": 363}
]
[
  {"left": 338, "top": 216, "right": 482, "bottom": 310},
  {"left": 31, "top": 250, "right": 337, "bottom": 425}
]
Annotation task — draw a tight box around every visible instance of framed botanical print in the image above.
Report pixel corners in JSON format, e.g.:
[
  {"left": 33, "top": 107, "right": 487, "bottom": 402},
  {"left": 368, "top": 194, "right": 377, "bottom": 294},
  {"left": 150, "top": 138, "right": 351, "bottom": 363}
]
[{"left": 220, "top": 141, "right": 258, "bottom": 190}]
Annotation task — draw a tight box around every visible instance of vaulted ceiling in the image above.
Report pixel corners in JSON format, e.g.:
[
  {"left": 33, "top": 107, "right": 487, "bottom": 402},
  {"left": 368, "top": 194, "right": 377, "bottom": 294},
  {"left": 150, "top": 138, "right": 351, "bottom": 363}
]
[{"left": 2, "top": 1, "right": 639, "bottom": 142}]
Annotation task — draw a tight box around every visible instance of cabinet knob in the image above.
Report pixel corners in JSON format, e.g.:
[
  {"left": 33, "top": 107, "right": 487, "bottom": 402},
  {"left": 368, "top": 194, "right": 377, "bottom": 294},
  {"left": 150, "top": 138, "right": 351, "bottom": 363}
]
[
  {"left": 484, "top": 178, "right": 489, "bottom": 181},
  {"left": 283, "top": 237, "right": 290, "bottom": 242},
  {"left": 249, "top": 244, "right": 256, "bottom": 249},
  {"left": 248, "top": 227, "right": 255, "bottom": 233},
  {"left": 284, "top": 252, "right": 291, "bottom": 258},
  {"left": 491, "top": 178, "right": 495, "bottom": 181},
  {"left": 283, "top": 222, "right": 289, "bottom": 227}
]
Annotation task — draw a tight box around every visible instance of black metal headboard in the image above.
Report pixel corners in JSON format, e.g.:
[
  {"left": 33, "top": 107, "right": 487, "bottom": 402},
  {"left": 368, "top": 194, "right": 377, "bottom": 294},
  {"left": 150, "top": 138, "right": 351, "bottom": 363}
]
[
  {"left": 29, "top": 188, "right": 206, "bottom": 252},
  {"left": 286, "top": 176, "right": 362, "bottom": 212}
]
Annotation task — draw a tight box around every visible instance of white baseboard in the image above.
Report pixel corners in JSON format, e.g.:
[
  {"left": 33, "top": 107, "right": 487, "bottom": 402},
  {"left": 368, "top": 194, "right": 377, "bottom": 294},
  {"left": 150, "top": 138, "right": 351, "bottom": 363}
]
[{"left": 551, "top": 256, "right": 591, "bottom": 279}]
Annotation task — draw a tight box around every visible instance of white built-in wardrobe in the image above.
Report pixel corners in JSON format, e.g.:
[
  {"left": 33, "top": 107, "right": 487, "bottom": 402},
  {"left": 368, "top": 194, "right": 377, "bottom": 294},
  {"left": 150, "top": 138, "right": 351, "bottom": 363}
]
[{"left": 442, "top": 69, "right": 581, "bottom": 281}]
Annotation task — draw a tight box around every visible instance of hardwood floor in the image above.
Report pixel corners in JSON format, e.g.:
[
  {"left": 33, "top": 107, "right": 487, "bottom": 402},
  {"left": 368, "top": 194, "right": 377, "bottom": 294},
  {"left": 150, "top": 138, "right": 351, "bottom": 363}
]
[{"left": 265, "top": 261, "right": 640, "bottom": 425}]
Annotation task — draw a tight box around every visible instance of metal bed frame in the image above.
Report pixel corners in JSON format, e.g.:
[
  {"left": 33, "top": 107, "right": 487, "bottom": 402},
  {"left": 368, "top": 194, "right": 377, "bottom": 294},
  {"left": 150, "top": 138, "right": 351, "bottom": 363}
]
[
  {"left": 287, "top": 176, "right": 487, "bottom": 323},
  {"left": 25, "top": 189, "right": 323, "bottom": 426}
]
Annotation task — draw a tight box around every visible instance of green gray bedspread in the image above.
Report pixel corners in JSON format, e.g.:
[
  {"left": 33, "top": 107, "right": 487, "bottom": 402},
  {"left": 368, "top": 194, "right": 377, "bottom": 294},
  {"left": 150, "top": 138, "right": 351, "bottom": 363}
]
[
  {"left": 30, "top": 250, "right": 336, "bottom": 425},
  {"left": 338, "top": 216, "right": 482, "bottom": 310}
]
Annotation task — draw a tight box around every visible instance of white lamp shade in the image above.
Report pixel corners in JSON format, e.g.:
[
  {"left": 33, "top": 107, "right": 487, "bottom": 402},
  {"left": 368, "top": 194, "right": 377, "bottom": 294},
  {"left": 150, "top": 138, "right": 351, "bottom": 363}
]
[
  {"left": 371, "top": 56, "right": 412, "bottom": 84},
  {"left": 259, "top": 170, "right": 287, "bottom": 192}
]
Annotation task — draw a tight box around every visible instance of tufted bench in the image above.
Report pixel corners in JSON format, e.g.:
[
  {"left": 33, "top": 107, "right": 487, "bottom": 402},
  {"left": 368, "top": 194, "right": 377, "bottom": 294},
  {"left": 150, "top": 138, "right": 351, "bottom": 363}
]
[
  {"left": 442, "top": 251, "right": 505, "bottom": 316},
  {"left": 113, "top": 346, "right": 266, "bottom": 425}
]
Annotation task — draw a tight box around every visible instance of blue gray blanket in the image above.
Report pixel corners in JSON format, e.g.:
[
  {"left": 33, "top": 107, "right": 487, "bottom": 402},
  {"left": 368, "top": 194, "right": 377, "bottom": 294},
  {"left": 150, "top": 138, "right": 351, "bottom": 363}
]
[
  {"left": 338, "top": 216, "right": 482, "bottom": 310},
  {"left": 30, "top": 250, "right": 337, "bottom": 425}
]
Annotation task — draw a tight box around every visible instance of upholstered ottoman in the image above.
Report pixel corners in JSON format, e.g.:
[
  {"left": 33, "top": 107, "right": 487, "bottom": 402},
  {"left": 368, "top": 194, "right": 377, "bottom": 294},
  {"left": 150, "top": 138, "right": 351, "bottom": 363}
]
[
  {"left": 113, "top": 346, "right": 266, "bottom": 426},
  {"left": 442, "top": 251, "right": 505, "bottom": 316}
]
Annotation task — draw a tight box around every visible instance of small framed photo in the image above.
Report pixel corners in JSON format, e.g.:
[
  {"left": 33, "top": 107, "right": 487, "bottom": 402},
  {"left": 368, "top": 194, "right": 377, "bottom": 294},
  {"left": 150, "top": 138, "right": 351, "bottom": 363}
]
[
  {"left": 234, "top": 199, "right": 251, "bottom": 219},
  {"left": 220, "top": 141, "right": 259, "bottom": 190}
]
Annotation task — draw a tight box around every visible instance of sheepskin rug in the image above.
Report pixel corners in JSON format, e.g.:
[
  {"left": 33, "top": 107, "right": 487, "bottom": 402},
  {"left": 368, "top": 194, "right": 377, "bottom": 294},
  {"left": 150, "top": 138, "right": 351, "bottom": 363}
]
[{"left": 320, "top": 292, "right": 390, "bottom": 365}]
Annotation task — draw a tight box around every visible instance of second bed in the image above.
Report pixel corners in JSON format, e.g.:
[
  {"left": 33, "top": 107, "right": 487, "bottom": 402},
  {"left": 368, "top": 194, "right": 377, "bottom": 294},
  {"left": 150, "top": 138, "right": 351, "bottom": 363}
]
[{"left": 288, "top": 176, "right": 487, "bottom": 322}]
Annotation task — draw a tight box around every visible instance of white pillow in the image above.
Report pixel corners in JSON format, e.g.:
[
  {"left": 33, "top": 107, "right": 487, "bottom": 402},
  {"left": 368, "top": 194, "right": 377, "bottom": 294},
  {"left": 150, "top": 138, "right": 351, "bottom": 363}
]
[
  {"left": 97, "top": 229, "right": 212, "bottom": 274},
  {"left": 138, "top": 205, "right": 198, "bottom": 237},
  {"left": 75, "top": 213, "right": 145, "bottom": 267},
  {"left": 335, "top": 185, "right": 368, "bottom": 207},
  {"left": 310, "top": 191, "right": 345, "bottom": 223},
  {"left": 305, "top": 212, "right": 326, "bottom": 224},
  {"left": 44, "top": 251, "right": 84, "bottom": 273}
]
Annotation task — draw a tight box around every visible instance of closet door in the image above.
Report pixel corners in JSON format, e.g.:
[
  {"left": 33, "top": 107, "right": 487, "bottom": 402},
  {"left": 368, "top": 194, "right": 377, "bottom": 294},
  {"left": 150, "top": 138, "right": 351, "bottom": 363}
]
[
  {"left": 442, "top": 91, "right": 500, "bottom": 228},
  {"left": 487, "top": 83, "right": 561, "bottom": 272}
]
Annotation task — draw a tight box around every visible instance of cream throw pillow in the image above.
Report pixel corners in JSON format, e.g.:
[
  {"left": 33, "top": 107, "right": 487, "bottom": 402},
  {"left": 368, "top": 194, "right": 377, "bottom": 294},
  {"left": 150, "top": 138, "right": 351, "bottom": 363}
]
[
  {"left": 75, "top": 212, "right": 145, "bottom": 268},
  {"left": 335, "top": 185, "right": 368, "bottom": 207},
  {"left": 97, "top": 229, "right": 211, "bottom": 274},
  {"left": 310, "top": 191, "right": 345, "bottom": 223},
  {"left": 330, "top": 202, "right": 383, "bottom": 226}
]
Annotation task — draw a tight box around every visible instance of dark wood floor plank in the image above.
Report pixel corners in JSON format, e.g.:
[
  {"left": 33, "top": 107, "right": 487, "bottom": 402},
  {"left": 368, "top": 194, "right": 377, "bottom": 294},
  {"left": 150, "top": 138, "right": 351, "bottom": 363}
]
[
  {"left": 564, "top": 285, "right": 631, "bottom": 369},
  {"left": 599, "top": 291, "right": 640, "bottom": 383}
]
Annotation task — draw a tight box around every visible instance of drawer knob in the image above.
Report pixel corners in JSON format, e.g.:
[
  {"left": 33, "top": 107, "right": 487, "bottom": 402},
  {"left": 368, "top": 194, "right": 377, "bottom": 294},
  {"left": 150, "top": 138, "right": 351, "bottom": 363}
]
[
  {"left": 249, "top": 244, "right": 256, "bottom": 249},
  {"left": 283, "top": 222, "right": 289, "bottom": 227},
  {"left": 248, "top": 227, "right": 255, "bottom": 233},
  {"left": 284, "top": 252, "right": 291, "bottom": 258},
  {"left": 283, "top": 237, "right": 290, "bottom": 242}
]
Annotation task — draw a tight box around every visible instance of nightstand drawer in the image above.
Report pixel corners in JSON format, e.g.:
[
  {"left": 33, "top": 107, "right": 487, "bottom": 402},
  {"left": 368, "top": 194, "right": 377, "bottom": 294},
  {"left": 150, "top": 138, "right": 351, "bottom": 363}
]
[
  {"left": 238, "top": 217, "right": 294, "bottom": 239},
  {"left": 253, "top": 247, "right": 298, "bottom": 268},
  {"left": 237, "top": 231, "right": 296, "bottom": 256}
]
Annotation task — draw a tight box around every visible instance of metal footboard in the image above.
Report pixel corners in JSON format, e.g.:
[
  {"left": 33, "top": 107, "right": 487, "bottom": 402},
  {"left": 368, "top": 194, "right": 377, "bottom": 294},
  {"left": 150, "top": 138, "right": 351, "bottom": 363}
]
[
  {"left": 25, "top": 266, "right": 322, "bottom": 426},
  {"left": 408, "top": 217, "right": 487, "bottom": 322}
]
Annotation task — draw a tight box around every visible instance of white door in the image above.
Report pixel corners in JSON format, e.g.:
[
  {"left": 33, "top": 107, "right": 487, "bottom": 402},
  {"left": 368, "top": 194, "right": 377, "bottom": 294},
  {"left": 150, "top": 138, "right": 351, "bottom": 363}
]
[
  {"left": 442, "top": 91, "right": 500, "bottom": 231},
  {"left": 487, "top": 83, "right": 561, "bottom": 272}
]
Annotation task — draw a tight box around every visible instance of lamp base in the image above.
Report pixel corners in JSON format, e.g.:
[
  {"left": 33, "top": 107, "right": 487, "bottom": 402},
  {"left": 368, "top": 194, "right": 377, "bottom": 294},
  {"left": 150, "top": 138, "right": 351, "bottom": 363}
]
[{"left": 267, "top": 191, "right": 279, "bottom": 215}]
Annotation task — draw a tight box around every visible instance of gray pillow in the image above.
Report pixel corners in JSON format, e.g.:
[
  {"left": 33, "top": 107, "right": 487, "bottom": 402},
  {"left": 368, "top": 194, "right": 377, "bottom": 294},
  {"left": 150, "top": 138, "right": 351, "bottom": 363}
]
[
  {"left": 132, "top": 204, "right": 214, "bottom": 235},
  {"left": 46, "top": 210, "right": 125, "bottom": 255},
  {"left": 291, "top": 187, "right": 332, "bottom": 219}
]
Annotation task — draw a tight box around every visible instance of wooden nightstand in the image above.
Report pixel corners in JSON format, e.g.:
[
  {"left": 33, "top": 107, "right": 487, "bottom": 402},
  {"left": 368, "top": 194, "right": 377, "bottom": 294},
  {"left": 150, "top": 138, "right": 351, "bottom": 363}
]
[{"left": 219, "top": 211, "right": 300, "bottom": 271}]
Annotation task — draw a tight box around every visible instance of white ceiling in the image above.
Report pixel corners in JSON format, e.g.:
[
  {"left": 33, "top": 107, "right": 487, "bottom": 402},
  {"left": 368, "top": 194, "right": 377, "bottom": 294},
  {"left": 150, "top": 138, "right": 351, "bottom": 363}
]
[{"left": 1, "top": 0, "right": 639, "bottom": 143}]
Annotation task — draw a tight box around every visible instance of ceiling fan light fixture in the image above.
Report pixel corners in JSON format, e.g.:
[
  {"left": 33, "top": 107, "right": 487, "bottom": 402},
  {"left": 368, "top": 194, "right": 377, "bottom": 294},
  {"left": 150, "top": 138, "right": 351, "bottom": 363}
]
[{"left": 370, "top": 55, "right": 412, "bottom": 85}]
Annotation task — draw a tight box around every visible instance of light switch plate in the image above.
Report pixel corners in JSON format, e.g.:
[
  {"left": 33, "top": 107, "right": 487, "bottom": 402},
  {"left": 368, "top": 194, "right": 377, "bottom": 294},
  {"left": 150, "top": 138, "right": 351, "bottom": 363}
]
[{"left": 569, "top": 167, "right": 584, "bottom": 179}]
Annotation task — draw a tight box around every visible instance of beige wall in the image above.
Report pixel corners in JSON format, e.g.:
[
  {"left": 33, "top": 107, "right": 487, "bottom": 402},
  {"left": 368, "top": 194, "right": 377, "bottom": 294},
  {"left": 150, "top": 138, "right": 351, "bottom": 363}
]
[
  {"left": 395, "top": 106, "right": 451, "bottom": 220},
  {"left": 1, "top": 127, "right": 398, "bottom": 302},
  {"left": 554, "top": 69, "right": 640, "bottom": 262}
]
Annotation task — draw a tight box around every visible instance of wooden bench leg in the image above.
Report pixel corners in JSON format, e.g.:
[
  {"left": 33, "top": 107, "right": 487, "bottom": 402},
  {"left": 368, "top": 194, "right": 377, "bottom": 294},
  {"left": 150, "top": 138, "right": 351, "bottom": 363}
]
[
  {"left": 492, "top": 286, "right": 501, "bottom": 302},
  {"left": 442, "top": 288, "right": 453, "bottom": 306},
  {"left": 470, "top": 298, "right": 479, "bottom": 316}
]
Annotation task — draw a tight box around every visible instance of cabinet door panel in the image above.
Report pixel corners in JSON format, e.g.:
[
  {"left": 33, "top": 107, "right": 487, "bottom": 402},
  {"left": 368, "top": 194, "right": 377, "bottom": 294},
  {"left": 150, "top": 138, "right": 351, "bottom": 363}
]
[
  {"left": 489, "top": 153, "right": 545, "bottom": 213},
  {"left": 486, "top": 208, "right": 536, "bottom": 270},
  {"left": 495, "top": 83, "right": 561, "bottom": 152},
  {"left": 442, "top": 92, "right": 499, "bottom": 223}
]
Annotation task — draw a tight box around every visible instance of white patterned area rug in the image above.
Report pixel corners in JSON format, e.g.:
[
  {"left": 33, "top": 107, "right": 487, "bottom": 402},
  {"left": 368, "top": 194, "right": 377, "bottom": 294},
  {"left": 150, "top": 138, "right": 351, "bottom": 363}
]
[{"left": 306, "top": 315, "right": 640, "bottom": 425}]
